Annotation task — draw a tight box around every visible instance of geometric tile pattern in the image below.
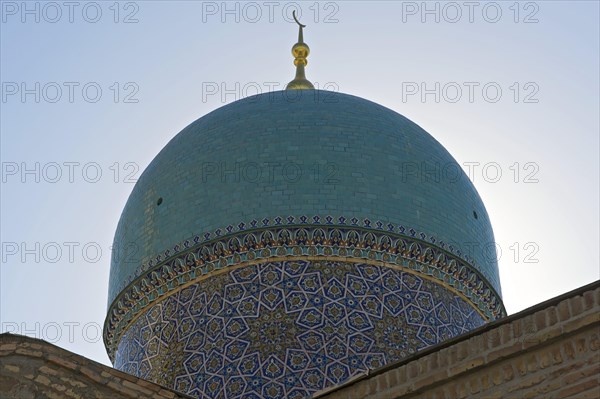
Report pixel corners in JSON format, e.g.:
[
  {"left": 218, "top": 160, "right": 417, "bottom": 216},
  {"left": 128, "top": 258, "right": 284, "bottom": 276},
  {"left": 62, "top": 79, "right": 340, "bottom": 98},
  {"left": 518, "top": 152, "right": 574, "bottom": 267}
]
[
  {"left": 111, "top": 215, "right": 496, "bottom": 298},
  {"left": 114, "top": 260, "right": 484, "bottom": 398},
  {"left": 105, "top": 223, "right": 504, "bottom": 361}
]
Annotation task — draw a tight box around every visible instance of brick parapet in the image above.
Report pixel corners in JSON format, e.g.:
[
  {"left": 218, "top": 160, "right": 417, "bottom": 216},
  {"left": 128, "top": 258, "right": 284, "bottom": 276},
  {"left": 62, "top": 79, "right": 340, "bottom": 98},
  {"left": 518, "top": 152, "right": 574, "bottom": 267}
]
[{"left": 0, "top": 333, "right": 193, "bottom": 399}]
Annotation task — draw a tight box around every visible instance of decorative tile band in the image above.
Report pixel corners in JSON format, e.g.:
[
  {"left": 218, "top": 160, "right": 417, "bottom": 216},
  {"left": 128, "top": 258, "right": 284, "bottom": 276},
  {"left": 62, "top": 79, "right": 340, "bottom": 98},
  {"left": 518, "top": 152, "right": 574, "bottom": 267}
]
[
  {"left": 112, "top": 215, "right": 490, "bottom": 297},
  {"left": 114, "top": 260, "right": 486, "bottom": 398},
  {"left": 104, "top": 223, "right": 505, "bottom": 362}
]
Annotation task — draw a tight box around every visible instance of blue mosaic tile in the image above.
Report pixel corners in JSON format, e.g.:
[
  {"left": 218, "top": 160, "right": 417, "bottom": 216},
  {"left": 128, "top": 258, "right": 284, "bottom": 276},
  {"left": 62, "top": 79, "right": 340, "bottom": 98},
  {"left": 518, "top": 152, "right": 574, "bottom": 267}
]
[{"left": 114, "top": 261, "right": 484, "bottom": 397}]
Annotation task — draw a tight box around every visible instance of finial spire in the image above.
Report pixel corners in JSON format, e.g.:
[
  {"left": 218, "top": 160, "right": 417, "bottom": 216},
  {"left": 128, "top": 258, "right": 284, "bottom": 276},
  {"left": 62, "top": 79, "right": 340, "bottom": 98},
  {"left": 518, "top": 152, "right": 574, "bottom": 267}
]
[{"left": 286, "top": 11, "right": 314, "bottom": 90}]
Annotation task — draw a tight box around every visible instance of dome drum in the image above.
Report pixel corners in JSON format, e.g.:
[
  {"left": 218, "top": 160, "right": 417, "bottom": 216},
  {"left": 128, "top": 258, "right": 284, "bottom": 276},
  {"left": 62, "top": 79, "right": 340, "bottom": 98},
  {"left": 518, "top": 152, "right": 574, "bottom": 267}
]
[{"left": 105, "top": 90, "right": 505, "bottom": 397}]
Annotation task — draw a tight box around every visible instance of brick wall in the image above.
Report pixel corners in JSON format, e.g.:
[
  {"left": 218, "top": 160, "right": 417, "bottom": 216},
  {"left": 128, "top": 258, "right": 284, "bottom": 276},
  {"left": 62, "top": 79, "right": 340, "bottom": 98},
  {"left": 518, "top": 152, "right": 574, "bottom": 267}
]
[
  {"left": 0, "top": 334, "right": 192, "bottom": 399},
  {"left": 314, "top": 281, "right": 600, "bottom": 399}
]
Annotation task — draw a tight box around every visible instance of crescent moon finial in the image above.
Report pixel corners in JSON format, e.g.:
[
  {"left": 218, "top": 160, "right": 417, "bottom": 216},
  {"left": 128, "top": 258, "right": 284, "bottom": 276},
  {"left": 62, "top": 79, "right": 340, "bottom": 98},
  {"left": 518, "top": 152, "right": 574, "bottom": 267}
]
[
  {"left": 292, "top": 10, "right": 306, "bottom": 28},
  {"left": 286, "top": 9, "right": 314, "bottom": 90}
]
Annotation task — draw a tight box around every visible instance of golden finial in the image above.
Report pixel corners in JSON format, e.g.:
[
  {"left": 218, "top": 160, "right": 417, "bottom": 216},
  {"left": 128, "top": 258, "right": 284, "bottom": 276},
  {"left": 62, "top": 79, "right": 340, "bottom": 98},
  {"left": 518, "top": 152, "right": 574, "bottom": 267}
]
[{"left": 286, "top": 11, "right": 314, "bottom": 90}]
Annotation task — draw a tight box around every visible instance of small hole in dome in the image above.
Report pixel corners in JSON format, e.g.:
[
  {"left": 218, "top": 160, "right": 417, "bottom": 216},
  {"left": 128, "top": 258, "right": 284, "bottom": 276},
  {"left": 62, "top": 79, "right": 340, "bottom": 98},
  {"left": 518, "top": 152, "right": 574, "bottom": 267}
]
[
  {"left": 157, "top": 197, "right": 163, "bottom": 206},
  {"left": 473, "top": 211, "right": 478, "bottom": 219}
]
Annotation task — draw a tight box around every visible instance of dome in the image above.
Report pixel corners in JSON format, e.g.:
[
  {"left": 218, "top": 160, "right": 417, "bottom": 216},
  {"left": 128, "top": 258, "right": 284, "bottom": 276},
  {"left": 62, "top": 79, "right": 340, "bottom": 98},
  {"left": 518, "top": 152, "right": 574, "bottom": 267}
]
[
  {"left": 104, "top": 90, "right": 505, "bottom": 396},
  {"left": 108, "top": 90, "right": 501, "bottom": 305}
]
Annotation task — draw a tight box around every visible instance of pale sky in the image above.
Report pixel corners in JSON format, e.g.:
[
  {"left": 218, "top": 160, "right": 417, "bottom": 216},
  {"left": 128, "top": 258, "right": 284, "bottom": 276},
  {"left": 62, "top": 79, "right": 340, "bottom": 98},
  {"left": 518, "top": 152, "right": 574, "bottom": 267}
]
[{"left": 1, "top": 1, "right": 598, "bottom": 366}]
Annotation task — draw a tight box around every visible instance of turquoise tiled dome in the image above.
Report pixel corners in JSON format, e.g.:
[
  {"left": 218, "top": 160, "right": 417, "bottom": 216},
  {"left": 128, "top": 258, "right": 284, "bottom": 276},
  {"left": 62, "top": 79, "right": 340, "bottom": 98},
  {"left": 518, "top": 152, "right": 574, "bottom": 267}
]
[{"left": 107, "top": 90, "right": 501, "bottom": 306}]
